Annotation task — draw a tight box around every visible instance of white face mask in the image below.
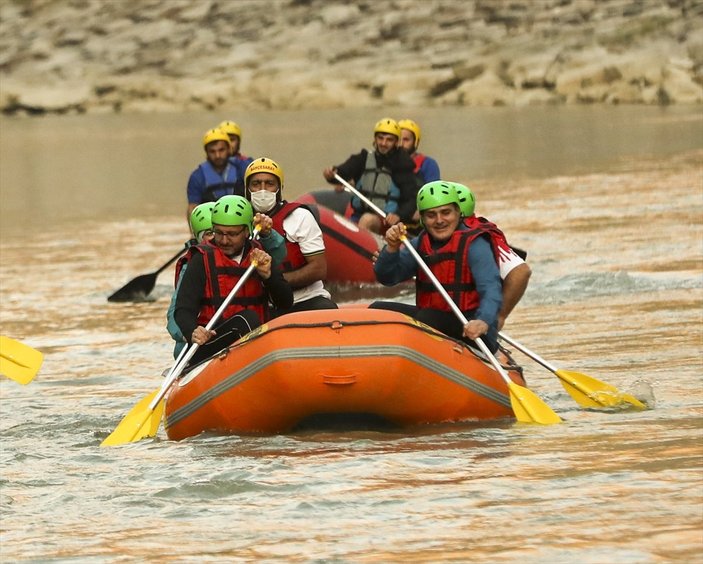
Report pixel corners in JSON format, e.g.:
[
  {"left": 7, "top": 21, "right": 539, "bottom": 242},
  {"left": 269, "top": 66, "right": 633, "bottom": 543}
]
[{"left": 250, "top": 190, "right": 278, "bottom": 212}]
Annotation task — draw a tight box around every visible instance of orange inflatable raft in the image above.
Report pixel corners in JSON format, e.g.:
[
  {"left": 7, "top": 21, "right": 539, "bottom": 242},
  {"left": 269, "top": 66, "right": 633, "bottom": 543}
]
[{"left": 163, "top": 308, "right": 525, "bottom": 440}]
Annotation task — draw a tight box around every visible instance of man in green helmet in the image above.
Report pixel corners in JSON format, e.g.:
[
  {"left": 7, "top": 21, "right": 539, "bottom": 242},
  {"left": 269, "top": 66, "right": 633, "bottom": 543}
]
[
  {"left": 167, "top": 201, "right": 287, "bottom": 360},
  {"left": 371, "top": 181, "right": 503, "bottom": 352},
  {"left": 174, "top": 195, "right": 293, "bottom": 366}
]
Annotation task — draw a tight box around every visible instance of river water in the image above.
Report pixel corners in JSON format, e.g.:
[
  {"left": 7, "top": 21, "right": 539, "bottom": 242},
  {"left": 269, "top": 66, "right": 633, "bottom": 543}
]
[{"left": 0, "top": 106, "right": 702, "bottom": 562}]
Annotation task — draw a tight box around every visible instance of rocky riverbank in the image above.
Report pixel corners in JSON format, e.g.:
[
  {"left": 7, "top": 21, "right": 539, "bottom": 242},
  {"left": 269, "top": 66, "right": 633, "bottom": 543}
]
[{"left": 1, "top": 0, "right": 701, "bottom": 116}]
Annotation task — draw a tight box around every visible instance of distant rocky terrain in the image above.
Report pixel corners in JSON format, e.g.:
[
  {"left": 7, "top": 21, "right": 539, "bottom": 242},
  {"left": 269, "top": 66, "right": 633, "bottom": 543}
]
[{"left": 0, "top": 0, "right": 701, "bottom": 116}]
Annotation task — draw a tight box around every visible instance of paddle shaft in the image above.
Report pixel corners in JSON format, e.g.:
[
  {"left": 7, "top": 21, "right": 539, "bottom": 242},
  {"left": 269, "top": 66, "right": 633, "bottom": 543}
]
[
  {"left": 333, "top": 173, "right": 517, "bottom": 386},
  {"left": 154, "top": 248, "right": 187, "bottom": 276},
  {"left": 499, "top": 332, "right": 559, "bottom": 373},
  {"left": 334, "top": 173, "right": 387, "bottom": 218}
]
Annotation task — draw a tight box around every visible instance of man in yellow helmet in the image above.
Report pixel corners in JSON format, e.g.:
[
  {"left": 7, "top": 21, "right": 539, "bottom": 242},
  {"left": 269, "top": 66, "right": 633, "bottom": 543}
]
[
  {"left": 322, "top": 118, "right": 417, "bottom": 234},
  {"left": 186, "top": 128, "right": 243, "bottom": 220},
  {"left": 246, "top": 157, "right": 337, "bottom": 314},
  {"left": 398, "top": 119, "right": 441, "bottom": 185},
  {"left": 398, "top": 119, "right": 441, "bottom": 228},
  {"left": 219, "top": 119, "right": 253, "bottom": 173}
]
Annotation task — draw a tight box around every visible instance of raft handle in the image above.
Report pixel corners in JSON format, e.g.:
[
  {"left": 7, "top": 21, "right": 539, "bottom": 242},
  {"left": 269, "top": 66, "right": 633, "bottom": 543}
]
[{"left": 322, "top": 373, "right": 357, "bottom": 385}]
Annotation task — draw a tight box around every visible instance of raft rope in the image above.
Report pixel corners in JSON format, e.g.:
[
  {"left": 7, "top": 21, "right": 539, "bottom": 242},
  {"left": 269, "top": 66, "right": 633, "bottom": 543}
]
[{"left": 183, "top": 317, "right": 523, "bottom": 377}]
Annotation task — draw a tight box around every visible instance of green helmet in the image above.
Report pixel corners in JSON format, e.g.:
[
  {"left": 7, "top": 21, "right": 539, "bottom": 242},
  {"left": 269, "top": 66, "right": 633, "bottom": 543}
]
[
  {"left": 416, "top": 181, "right": 460, "bottom": 214},
  {"left": 189, "top": 202, "right": 214, "bottom": 237},
  {"left": 449, "top": 182, "right": 475, "bottom": 217},
  {"left": 211, "top": 195, "right": 253, "bottom": 228}
]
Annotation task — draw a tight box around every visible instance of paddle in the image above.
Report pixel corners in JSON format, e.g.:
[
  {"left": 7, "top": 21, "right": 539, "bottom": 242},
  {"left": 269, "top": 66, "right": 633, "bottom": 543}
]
[
  {"left": 0, "top": 336, "right": 44, "bottom": 385},
  {"left": 334, "top": 174, "right": 561, "bottom": 424},
  {"left": 498, "top": 332, "right": 646, "bottom": 410},
  {"left": 108, "top": 247, "right": 186, "bottom": 302},
  {"left": 101, "top": 229, "right": 261, "bottom": 447}
]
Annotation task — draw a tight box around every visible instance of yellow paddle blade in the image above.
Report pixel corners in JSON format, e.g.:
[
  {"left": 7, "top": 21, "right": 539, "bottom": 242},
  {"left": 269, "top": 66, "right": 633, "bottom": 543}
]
[
  {"left": 0, "top": 336, "right": 44, "bottom": 385},
  {"left": 556, "top": 369, "right": 646, "bottom": 410},
  {"left": 508, "top": 382, "right": 562, "bottom": 425},
  {"left": 101, "top": 390, "right": 164, "bottom": 447}
]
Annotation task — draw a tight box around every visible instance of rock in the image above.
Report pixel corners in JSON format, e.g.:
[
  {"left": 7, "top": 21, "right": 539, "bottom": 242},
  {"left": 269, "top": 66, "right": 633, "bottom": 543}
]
[
  {"left": 3, "top": 81, "right": 91, "bottom": 114},
  {"left": 0, "top": 0, "right": 700, "bottom": 116}
]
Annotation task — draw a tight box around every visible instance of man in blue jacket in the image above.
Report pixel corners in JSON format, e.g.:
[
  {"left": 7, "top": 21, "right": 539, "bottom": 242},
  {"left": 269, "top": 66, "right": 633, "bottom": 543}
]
[
  {"left": 186, "top": 128, "right": 242, "bottom": 222},
  {"left": 372, "top": 181, "right": 502, "bottom": 352}
]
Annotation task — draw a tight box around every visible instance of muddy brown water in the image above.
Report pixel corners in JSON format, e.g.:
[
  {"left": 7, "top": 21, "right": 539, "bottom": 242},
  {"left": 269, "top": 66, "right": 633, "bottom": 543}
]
[{"left": 0, "top": 106, "right": 701, "bottom": 561}]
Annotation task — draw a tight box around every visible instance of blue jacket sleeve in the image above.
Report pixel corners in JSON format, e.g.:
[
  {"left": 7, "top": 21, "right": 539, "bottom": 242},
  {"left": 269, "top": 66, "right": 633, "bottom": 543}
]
[
  {"left": 187, "top": 167, "right": 205, "bottom": 205},
  {"left": 468, "top": 237, "right": 502, "bottom": 326},
  {"left": 374, "top": 237, "right": 420, "bottom": 286},
  {"left": 420, "top": 156, "right": 441, "bottom": 183}
]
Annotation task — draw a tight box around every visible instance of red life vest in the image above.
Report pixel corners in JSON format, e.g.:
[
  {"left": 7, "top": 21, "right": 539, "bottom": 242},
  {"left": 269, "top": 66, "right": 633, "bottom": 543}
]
[
  {"left": 270, "top": 201, "right": 309, "bottom": 273},
  {"left": 415, "top": 227, "right": 487, "bottom": 312},
  {"left": 176, "top": 241, "right": 268, "bottom": 326},
  {"left": 411, "top": 153, "right": 427, "bottom": 174},
  {"left": 463, "top": 215, "right": 514, "bottom": 264},
  {"left": 174, "top": 239, "right": 213, "bottom": 287}
]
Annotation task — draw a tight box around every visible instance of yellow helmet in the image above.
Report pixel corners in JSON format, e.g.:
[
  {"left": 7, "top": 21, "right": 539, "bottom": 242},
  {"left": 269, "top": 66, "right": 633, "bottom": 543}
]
[
  {"left": 398, "top": 119, "right": 421, "bottom": 149},
  {"left": 373, "top": 117, "right": 401, "bottom": 138},
  {"left": 218, "top": 120, "right": 242, "bottom": 140},
  {"left": 202, "top": 128, "right": 231, "bottom": 149},
  {"left": 245, "top": 157, "right": 284, "bottom": 189}
]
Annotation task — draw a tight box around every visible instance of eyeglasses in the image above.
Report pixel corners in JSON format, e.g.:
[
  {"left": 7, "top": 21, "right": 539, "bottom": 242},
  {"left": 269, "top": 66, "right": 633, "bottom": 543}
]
[
  {"left": 248, "top": 179, "right": 279, "bottom": 190},
  {"left": 212, "top": 227, "right": 247, "bottom": 239}
]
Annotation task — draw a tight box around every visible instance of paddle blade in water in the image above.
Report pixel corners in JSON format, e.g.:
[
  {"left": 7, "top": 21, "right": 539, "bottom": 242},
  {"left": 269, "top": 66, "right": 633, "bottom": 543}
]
[
  {"left": 108, "top": 273, "right": 158, "bottom": 303},
  {"left": 508, "top": 382, "right": 562, "bottom": 425},
  {"left": 555, "top": 369, "right": 646, "bottom": 410},
  {"left": 101, "top": 390, "right": 164, "bottom": 447},
  {"left": 0, "top": 336, "right": 44, "bottom": 385}
]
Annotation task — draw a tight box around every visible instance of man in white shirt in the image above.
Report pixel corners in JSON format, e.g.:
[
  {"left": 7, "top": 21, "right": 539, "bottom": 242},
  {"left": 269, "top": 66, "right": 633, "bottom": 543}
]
[{"left": 245, "top": 157, "right": 337, "bottom": 314}]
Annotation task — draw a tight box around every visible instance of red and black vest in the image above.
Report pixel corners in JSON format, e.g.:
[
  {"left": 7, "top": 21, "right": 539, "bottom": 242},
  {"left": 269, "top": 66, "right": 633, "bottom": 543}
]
[
  {"left": 463, "top": 215, "right": 514, "bottom": 264},
  {"left": 175, "top": 241, "right": 268, "bottom": 326},
  {"left": 410, "top": 152, "right": 428, "bottom": 189},
  {"left": 415, "top": 227, "right": 488, "bottom": 312},
  {"left": 174, "top": 239, "right": 211, "bottom": 287},
  {"left": 270, "top": 201, "right": 309, "bottom": 273}
]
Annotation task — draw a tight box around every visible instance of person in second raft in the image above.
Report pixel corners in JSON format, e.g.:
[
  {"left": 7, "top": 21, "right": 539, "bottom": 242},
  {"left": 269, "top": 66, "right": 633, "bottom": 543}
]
[
  {"left": 371, "top": 181, "right": 502, "bottom": 352},
  {"left": 245, "top": 157, "right": 337, "bottom": 314},
  {"left": 218, "top": 119, "right": 253, "bottom": 191},
  {"left": 322, "top": 117, "right": 417, "bottom": 234},
  {"left": 174, "top": 196, "right": 293, "bottom": 366}
]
